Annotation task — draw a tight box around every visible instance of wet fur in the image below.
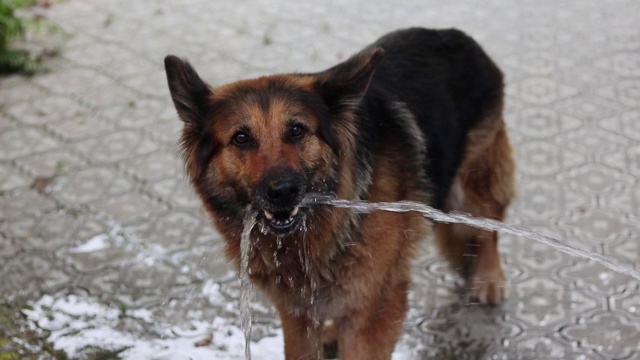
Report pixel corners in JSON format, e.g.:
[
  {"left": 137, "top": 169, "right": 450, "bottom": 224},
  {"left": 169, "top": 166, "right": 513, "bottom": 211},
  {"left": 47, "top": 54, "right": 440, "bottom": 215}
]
[{"left": 165, "top": 27, "right": 515, "bottom": 359}]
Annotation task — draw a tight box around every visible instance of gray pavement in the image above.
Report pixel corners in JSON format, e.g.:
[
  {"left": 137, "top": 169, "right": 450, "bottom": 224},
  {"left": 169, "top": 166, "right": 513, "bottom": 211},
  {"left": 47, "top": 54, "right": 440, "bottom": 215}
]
[{"left": 1, "top": 0, "right": 640, "bottom": 359}]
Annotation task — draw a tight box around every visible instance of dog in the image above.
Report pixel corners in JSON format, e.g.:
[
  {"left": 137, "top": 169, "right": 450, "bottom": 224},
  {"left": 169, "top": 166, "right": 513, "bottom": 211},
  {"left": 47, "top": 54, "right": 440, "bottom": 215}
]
[{"left": 164, "top": 27, "right": 515, "bottom": 360}]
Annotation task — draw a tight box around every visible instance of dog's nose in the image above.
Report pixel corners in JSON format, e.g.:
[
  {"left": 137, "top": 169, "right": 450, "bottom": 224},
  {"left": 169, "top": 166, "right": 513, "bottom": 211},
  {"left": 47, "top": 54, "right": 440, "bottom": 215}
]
[{"left": 266, "top": 179, "right": 300, "bottom": 205}]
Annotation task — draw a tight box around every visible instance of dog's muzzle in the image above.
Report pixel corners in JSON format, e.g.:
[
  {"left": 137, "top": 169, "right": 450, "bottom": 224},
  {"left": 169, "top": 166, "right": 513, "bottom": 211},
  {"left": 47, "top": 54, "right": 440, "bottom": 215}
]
[{"left": 255, "top": 168, "right": 305, "bottom": 234}]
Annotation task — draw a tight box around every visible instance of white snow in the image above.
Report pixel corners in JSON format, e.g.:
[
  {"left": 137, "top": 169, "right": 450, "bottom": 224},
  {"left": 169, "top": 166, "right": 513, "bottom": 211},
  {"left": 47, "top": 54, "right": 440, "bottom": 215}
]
[
  {"left": 68, "top": 234, "right": 111, "bottom": 253},
  {"left": 24, "top": 291, "right": 419, "bottom": 359}
]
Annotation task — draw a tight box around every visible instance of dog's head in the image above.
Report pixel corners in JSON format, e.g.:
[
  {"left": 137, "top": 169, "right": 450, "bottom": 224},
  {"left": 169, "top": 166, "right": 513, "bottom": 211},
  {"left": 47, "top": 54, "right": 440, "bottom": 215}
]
[{"left": 164, "top": 49, "right": 383, "bottom": 235}]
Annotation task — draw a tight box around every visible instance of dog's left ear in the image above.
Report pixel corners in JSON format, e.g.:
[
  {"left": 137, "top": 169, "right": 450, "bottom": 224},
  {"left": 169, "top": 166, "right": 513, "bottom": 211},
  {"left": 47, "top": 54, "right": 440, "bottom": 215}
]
[
  {"left": 164, "top": 55, "right": 212, "bottom": 127},
  {"left": 315, "top": 47, "right": 384, "bottom": 112}
]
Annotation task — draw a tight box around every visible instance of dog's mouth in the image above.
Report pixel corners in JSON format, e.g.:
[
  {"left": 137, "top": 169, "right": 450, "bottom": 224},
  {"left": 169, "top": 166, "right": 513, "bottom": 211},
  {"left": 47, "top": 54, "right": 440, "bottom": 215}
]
[{"left": 261, "top": 206, "right": 301, "bottom": 234}]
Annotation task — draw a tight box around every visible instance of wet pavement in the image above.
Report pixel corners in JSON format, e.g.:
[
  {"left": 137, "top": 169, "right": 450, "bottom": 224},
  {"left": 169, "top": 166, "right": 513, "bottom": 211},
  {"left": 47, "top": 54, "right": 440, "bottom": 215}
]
[{"left": 1, "top": 0, "right": 640, "bottom": 359}]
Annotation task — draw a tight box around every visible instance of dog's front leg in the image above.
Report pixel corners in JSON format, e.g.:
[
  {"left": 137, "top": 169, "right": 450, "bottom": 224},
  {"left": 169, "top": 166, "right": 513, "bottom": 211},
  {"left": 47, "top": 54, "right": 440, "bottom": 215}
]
[
  {"left": 277, "top": 306, "right": 323, "bottom": 360},
  {"left": 337, "top": 280, "right": 409, "bottom": 360}
]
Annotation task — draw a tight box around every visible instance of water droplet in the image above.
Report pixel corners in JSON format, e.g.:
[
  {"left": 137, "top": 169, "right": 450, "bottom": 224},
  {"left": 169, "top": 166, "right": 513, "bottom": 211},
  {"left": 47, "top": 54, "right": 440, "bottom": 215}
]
[
  {"left": 273, "top": 249, "right": 281, "bottom": 268},
  {"left": 598, "top": 271, "right": 612, "bottom": 284}
]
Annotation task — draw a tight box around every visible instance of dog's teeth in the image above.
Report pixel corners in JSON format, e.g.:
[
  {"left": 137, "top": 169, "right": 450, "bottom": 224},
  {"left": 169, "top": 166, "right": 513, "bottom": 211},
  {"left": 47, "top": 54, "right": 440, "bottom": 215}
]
[
  {"left": 291, "top": 206, "right": 299, "bottom": 217},
  {"left": 264, "top": 210, "right": 274, "bottom": 220}
]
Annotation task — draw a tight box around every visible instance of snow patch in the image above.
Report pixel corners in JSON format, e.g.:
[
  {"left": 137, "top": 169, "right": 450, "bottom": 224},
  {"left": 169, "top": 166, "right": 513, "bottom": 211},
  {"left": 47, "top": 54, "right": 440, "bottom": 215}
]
[
  {"left": 68, "top": 234, "right": 111, "bottom": 253},
  {"left": 24, "top": 292, "right": 418, "bottom": 359}
]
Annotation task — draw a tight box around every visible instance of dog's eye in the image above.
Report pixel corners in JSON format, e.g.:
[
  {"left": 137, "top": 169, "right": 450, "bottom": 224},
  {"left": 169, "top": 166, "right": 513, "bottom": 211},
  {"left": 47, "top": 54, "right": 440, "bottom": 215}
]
[
  {"left": 233, "top": 131, "right": 250, "bottom": 146},
  {"left": 289, "top": 125, "right": 305, "bottom": 138}
]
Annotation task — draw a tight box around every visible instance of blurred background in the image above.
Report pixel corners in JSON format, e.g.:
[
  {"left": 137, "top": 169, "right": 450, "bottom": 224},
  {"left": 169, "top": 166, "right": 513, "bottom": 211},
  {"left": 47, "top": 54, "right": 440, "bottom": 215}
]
[{"left": 0, "top": 0, "right": 639, "bottom": 359}]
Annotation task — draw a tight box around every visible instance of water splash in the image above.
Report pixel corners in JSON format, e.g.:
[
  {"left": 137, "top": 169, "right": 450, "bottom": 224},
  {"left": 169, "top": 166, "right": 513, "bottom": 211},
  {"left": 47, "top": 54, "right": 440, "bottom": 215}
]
[
  {"left": 236, "top": 195, "right": 639, "bottom": 360},
  {"left": 303, "top": 194, "right": 640, "bottom": 282},
  {"left": 240, "top": 208, "right": 258, "bottom": 360}
]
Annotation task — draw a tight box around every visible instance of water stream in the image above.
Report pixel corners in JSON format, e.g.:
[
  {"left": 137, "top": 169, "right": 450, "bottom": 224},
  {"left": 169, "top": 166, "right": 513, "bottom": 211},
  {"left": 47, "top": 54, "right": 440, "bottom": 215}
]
[
  {"left": 303, "top": 195, "right": 640, "bottom": 282},
  {"left": 240, "top": 208, "right": 258, "bottom": 360},
  {"left": 239, "top": 195, "right": 640, "bottom": 359}
]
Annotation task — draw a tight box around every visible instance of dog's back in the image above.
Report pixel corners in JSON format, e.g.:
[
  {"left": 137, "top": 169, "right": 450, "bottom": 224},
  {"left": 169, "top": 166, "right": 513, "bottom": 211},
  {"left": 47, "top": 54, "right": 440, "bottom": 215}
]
[{"left": 364, "top": 28, "right": 505, "bottom": 209}]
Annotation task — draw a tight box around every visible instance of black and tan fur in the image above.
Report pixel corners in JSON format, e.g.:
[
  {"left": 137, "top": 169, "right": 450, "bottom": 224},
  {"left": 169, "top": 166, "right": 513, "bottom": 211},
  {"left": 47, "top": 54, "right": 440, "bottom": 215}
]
[{"left": 165, "top": 27, "right": 515, "bottom": 360}]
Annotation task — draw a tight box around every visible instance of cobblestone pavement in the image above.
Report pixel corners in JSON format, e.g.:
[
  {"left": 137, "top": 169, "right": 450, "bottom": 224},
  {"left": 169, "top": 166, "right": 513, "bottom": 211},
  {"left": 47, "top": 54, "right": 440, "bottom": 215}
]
[{"left": 1, "top": 0, "right": 640, "bottom": 359}]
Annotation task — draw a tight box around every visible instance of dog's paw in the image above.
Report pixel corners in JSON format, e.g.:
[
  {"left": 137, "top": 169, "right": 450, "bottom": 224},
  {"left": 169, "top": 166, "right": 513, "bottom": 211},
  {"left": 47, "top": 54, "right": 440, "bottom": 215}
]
[{"left": 470, "top": 269, "right": 506, "bottom": 305}]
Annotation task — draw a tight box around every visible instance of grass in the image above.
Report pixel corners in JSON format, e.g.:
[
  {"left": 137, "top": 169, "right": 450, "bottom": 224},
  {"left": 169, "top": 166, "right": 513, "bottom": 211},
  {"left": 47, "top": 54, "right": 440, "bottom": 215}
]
[{"left": 0, "top": 0, "right": 57, "bottom": 74}]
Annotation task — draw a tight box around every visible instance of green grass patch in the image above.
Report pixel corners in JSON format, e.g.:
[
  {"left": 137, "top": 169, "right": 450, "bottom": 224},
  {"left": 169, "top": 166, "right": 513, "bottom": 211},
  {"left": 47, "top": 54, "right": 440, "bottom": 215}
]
[{"left": 0, "top": 0, "right": 58, "bottom": 74}]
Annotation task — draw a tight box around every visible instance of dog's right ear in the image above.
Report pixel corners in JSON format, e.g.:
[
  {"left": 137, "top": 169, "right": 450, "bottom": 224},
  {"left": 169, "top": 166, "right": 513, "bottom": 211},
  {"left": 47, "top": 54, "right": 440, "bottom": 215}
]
[
  {"left": 314, "top": 48, "right": 384, "bottom": 113},
  {"left": 164, "top": 55, "right": 211, "bottom": 126}
]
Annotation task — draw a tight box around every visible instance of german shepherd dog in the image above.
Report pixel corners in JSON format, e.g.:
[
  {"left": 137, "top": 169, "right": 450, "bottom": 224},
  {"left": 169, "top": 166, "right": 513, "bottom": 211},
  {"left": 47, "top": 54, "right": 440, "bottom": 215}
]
[{"left": 165, "top": 28, "right": 515, "bottom": 359}]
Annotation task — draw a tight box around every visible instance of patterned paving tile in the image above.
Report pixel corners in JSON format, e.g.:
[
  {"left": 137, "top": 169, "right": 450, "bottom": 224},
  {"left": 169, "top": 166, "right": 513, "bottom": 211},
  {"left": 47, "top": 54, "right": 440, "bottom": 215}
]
[
  {"left": 53, "top": 166, "right": 136, "bottom": 204},
  {"left": 0, "top": 251, "right": 72, "bottom": 300},
  {"left": 91, "top": 191, "right": 169, "bottom": 225},
  {"left": 71, "top": 130, "right": 160, "bottom": 164},
  {"left": 512, "top": 107, "right": 582, "bottom": 139},
  {"left": 597, "top": 80, "right": 640, "bottom": 108},
  {"left": 0, "top": 190, "right": 56, "bottom": 221},
  {"left": 14, "top": 147, "right": 88, "bottom": 177},
  {"left": 561, "top": 311, "right": 640, "bottom": 359},
  {"left": 558, "top": 260, "right": 639, "bottom": 296},
  {"left": 0, "top": 163, "right": 29, "bottom": 192},
  {"left": 119, "top": 150, "right": 181, "bottom": 183},
  {"left": 148, "top": 177, "right": 202, "bottom": 209},
  {"left": 0, "top": 127, "right": 60, "bottom": 160},
  {"left": 2, "top": 94, "right": 88, "bottom": 127}
]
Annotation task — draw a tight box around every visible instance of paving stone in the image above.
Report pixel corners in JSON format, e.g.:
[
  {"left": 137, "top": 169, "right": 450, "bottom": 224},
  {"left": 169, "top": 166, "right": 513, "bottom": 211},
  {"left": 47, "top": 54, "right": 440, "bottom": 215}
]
[
  {"left": 0, "top": 252, "right": 72, "bottom": 300},
  {"left": 148, "top": 177, "right": 202, "bottom": 209},
  {"left": 44, "top": 112, "right": 117, "bottom": 142},
  {"left": 0, "top": 190, "right": 56, "bottom": 221},
  {"left": 0, "top": 163, "right": 29, "bottom": 192},
  {"left": 0, "top": 76, "right": 48, "bottom": 106},
  {"left": 65, "top": 240, "right": 136, "bottom": 273},
  {"left": 144, "top": 116, "right": 183, "bottom": 145},
  {"left": 561, "top": 311, "right": 640, "bottom": 359},
  {"left": 71, "top": 130, "right": 159, "bottom": 164},
  {"left": 147, "top": 211, "right": 208, "bottom": 248},
  {"left": 559, "top": 260, "right": 640, "bottom": 296},
  {"left": 14, "top": 147, "right": 87, "bottom": 177},
  {"left": 512, "top": 107, "right": 582, "bottom": 140},
  {"left": 517, "top": 140, "right": 586, "bottom": 177},
  {"left": 0, "top": 127, "right": 60, "bottom": 160},
  {"left": 513, "top": 335, "right": 603, "bottom": 360},
  {"left": 119, "top": 150, "right": 181, "bottom": 183},
  {"left": 513, "top": 276, "right": 598, "bottom": 328},
  {"left": 599, "top": 110, "right": 640, "bottom": 141},
  {"left": 90, "top": 191, "right": 169, "bottom": 225},
  {"left": 53, "top": 166, "right": 136, "bottom": 204},
  {"left": 2, "top": 94, "right": 88, "bottom": 126},
  {"left": 557, "top": 163, "right": 635, "bottom": 196}
]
